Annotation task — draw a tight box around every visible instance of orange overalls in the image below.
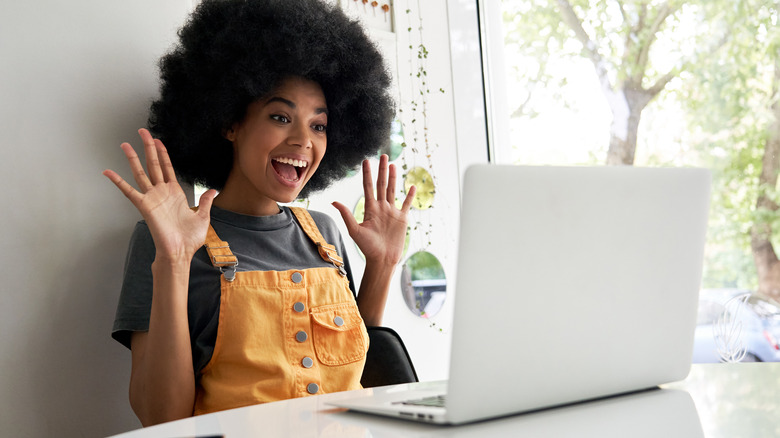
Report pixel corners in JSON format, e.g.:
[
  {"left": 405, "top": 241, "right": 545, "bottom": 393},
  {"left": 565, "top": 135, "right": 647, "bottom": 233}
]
[{"left": 193, "top": 207, "right": 369, "bottom": 415}]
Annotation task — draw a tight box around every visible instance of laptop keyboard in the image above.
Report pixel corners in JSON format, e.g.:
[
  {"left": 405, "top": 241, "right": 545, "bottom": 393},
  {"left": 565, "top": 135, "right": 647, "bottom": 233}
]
[{"left": 394, "top": 395, "right": 446, "bottom": 408}]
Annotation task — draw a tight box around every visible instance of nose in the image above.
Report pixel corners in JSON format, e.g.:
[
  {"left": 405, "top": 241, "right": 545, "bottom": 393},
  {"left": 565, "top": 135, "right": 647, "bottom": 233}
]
[{"left": 287, "top": 121, "right": 312, "bottom": 149}]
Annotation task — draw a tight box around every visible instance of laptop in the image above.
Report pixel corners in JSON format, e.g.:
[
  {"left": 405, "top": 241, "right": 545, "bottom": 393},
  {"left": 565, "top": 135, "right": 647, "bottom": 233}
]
[{"left": 329, "top": 164, "right": 711, "bottom": 424}]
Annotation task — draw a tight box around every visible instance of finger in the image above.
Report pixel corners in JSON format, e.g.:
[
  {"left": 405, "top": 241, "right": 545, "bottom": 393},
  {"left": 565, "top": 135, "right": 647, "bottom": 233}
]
[
  {"left": 139, "top": 128, "right": 164, "bottom": 185},
  {"left": 361, "top": 159, "right": 375, "bottom": 207},
  {"left": 155, "top": 139, "right": 177, "bottom": 183},
  {"left": 197, "top": 189, "right": 218, "bottom": 219},
  {"left": 120, "top": 142, "right": 152, "bottom": 192},
  {"left": 386, "top": 162, "right": 397, "bottom": 204},
  {"left": 332, "top": 201, "right": 360, "bottom": 236},
  {"left": 103, "top": 169, "right": 142, "bottom": 204},
  {"left": 375, "top": 154, "right": 388, "bottom": 202},
  {"left": 400, "top": 184, "right": 417, "bottom": 213}
]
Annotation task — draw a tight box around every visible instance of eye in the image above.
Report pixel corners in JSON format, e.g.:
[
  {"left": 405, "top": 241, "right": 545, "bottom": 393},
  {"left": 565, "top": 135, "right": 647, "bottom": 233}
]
[
  {"left": 312, "top": 124, "right": 327, "bottom": 133},
  {"left": 271, "top": 114, "right": 290, "bottom": 123}
]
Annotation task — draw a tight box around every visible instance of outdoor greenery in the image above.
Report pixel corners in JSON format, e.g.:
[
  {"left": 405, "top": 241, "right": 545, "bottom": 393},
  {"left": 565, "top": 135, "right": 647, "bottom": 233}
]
[
  {"left": 405, "top": 250, "right": 446, "bottom": 282},
  {"left": 501, "top": 0, "right": 780, "bottom": 302}
]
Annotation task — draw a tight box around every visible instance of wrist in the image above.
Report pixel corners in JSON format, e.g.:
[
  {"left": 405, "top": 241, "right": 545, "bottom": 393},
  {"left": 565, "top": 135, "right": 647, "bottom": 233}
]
[
  {"left": 363, "top": 257, "right": 398, "bottom": 273},
  {"left": 362, "top": 258, "right": 399, "bottom": 282},
  {"left": 152, "top": 252, "right": 193, "bottom": 272}
]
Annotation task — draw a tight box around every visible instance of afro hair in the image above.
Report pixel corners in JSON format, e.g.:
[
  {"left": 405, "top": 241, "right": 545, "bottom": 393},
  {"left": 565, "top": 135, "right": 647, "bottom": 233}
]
[{"left": 148, "top": 0, "right": 394, "bottom": 198}]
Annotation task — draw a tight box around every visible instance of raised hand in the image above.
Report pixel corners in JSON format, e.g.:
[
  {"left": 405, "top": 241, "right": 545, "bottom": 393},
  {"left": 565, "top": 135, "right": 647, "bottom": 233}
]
[
  {"left": 103, "top": 129, "right": 217, "bottom": 262},
  {"left": 333, "top": 154, "right": 416, "bottom": 268}
]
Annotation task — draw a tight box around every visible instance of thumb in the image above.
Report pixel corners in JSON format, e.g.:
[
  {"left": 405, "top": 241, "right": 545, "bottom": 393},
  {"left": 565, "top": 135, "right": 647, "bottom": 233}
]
[
  {"left": 332, "top": 201, "right": 359, "bottom": 235},
  {"left": 196, "top": 189, "right": 218, "bottom": 220}
]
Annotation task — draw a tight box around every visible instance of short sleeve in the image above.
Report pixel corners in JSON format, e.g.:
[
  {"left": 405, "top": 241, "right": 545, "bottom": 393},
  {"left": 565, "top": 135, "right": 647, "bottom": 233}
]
[{"left": 111, "top": 221, "right": 156, "bottom": 349}]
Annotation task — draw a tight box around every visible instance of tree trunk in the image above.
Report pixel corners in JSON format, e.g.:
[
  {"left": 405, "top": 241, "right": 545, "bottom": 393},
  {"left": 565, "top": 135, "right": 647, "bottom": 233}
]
[
  {"left": 605, "top": 84, "right": 654, "bottom": 166},
  {"left": 606, "top": 103, "right": 641, "bottom": 165},
  {"left": 750, "top": 51, "right": 780, "bottom": 303}
]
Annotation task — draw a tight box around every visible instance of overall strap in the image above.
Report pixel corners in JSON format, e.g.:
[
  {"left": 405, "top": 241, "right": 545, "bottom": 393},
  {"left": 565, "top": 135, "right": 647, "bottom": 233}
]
[
  {"left": 289, "top": 207, "right": 347, "bottom": 276},
  {"left": 196, "top": 206, "right": 239, "bottom": 281}
]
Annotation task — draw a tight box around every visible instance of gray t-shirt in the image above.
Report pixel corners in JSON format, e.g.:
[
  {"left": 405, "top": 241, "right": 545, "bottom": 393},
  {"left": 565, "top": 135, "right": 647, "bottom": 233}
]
[{"left": 111, "top": 205, "right": 356, "bottom": 376}]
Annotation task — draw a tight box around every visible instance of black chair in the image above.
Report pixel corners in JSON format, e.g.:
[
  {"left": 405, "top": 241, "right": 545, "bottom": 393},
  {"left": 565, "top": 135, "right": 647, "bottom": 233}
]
[{"left": 361, "top": 326, "right": 419, "bottom": 388}]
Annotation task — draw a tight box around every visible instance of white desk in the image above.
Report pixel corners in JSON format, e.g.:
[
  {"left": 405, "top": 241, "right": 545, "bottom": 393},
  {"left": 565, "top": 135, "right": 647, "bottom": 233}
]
[{"left": 109, "top": 363, "right": 780, "bottom": 438}]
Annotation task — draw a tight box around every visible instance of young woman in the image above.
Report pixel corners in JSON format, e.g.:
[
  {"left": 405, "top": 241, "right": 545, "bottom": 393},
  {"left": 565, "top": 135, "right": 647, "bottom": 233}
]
[{"left": 103, "top": 0, "right": 414, "bottom": 426}]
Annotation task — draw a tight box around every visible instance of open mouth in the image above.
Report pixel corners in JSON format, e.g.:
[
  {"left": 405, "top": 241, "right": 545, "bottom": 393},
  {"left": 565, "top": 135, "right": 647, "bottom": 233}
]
[{"left": 272, "top": 157, "right": 308, "bottom": 182}]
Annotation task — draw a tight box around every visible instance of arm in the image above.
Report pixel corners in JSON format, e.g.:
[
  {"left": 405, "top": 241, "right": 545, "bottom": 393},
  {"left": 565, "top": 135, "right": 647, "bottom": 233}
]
[
  {"left": 104, "top": 129, "right": 216, "bottom": 426},
  {"left": 354, "top": 257, "right": 397, "bottom": 326},
  {"left": 333, "top": 154, "right": 416, "bottom": 326},
  {"left": 128, "top": 258, "right": 194, "bottom": 425}
]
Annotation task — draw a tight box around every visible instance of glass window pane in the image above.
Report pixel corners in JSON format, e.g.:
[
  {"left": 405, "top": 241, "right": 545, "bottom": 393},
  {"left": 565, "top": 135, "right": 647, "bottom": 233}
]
[{"left": 490, "top": 0, "right": 780, "bottom": 362}]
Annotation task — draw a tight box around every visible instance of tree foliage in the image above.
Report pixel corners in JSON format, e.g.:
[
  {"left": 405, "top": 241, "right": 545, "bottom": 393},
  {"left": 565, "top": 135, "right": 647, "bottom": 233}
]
[
  {"left": 680, "top": 0, "right": 780, "bottom": 300},
  {"left": 503, "top": 0, "right": 729, "bottom": 165},
  {"left": 502, "top": 0, "right": 780, "bottom": 301}
]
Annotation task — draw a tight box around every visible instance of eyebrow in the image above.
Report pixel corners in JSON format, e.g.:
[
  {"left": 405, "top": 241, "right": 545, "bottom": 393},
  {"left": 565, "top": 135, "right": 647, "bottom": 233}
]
[{"left": 266, "top": 96, "right": 328, "bottom": 115}]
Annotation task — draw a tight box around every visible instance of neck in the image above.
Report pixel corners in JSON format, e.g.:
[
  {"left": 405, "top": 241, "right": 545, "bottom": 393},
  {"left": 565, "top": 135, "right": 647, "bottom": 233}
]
[{"left": 212, "top": 190, "right": 282, "bottom": 217}]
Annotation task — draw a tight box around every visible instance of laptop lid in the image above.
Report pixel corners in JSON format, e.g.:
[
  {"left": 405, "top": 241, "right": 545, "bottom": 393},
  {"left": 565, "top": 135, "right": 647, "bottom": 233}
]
[{"left": 445, "top": 164, "right": 711, "bottom": 423}]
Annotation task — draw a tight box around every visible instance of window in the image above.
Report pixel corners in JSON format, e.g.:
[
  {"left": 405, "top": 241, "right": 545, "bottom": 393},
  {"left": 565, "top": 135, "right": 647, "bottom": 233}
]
[{"left": 481, "top": 0, "right": 780, "bottom": 362}]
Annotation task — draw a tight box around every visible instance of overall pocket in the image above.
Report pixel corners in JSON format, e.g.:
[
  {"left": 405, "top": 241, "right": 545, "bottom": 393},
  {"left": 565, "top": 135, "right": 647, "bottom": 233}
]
[{"left": 310, "top": 302, "right": 368, "bottom": 366}]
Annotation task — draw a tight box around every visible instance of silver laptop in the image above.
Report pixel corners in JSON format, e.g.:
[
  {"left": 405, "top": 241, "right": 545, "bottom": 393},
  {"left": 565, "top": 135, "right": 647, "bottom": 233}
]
[{"left": 330, "top": 164, "right": 711, "bottom": 424}]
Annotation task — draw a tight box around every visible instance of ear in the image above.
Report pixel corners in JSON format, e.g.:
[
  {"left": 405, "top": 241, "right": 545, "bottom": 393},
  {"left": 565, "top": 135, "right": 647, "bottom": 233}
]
[{"left": 223, "top": 124, "right": 238, "bottom": 142}]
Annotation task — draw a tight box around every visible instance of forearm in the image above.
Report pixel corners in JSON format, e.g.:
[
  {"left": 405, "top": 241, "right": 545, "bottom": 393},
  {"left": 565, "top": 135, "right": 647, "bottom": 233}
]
[
  {"left": 130, "top": 257, "right": 196, "bottom": 426},
  {"left": 356, "top": 260, "right": 397, "bottom": 326}
]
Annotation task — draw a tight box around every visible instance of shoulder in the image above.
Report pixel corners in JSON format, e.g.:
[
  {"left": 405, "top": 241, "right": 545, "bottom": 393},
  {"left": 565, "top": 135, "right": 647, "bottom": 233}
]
[
  {"left": 307, "top": 209, "right": 338, "bottom": 229},
  {"left": 126, "top": 220, "right": 155, "bottom": 260},
  {"left": 288, "top": 207, "right": 344, "bottom": 242}
]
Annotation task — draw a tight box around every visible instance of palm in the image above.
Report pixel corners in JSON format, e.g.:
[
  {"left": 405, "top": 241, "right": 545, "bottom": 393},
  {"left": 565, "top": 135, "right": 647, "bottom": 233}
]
[
  {"left": 136, "top": 179, "right": 210, "bottom": 258},
  {"left": 334, "top": 155, "right": 416, "bottom": 267},
  {"left": 103, "top": 129, "right": 216, "bottom": 261},
  {"left": 354, "top": 199, "right": 407, "bottom": 264}
]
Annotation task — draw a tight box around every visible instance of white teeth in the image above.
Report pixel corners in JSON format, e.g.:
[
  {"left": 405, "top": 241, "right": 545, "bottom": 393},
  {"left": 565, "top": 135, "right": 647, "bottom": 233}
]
[{"left": 274, "top": 157, "right": 308, "bottom": 168}]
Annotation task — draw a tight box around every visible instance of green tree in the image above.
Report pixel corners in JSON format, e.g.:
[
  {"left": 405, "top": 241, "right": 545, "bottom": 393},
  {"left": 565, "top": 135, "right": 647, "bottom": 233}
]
[
  {"left": 503, "top": 0, "right": 728, "bottom": 165},
  {"left": 501, "top": 1, "right": 780, "bottom": 301},
  {"left": 681, "top": 0, "right": 780, "bottom": 302}
]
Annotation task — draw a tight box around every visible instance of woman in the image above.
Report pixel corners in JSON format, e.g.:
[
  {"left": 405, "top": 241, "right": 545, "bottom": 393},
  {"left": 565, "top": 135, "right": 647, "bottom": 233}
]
[{"left": 103, "top": 0, "right": 414, "bottom": 426}]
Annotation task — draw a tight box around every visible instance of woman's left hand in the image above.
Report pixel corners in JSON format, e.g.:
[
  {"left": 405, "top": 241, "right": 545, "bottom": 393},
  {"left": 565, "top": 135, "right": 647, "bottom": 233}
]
[{"left": 333, "top": 154, "right": 416, "bottom": 268}]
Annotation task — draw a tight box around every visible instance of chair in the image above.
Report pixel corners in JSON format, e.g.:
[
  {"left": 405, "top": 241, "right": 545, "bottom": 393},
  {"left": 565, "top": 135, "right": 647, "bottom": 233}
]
[{"left": 361, "top": 326, "right": 419, "bottom": 388}]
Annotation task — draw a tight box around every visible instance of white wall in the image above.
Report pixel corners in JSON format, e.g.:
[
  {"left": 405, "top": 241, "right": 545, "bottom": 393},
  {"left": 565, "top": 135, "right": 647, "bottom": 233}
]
[
  {"left": 0, "top": 1, "right": 193, "bottom": 436},
  {"left": 0, "top": 1, "right": 486, "bottom": 436}
]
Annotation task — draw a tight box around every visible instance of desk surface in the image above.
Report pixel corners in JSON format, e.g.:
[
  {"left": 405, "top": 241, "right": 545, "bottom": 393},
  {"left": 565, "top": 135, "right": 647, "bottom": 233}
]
[{"left": 109, "top": 363, "right": 780, "bottom": 438}]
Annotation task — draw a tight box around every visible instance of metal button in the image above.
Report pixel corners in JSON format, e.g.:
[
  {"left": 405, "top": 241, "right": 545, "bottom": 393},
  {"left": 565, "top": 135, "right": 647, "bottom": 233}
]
[
  {"left": 307, "top": 383, "right": 319, "bottom": 394},
  {"left": 302, "top": 357, "right": 314, "bottom": 368},
  {"left": 296, "top": 330, "right": 308, "bottom": 343},
  {"left": 291, "top": 272, "right": 303, "bottom": 283},
  {"left": 333, "top": 316, "right": 344, "bottom": 327},
  {"left": 293, "top": 302, "right": 305, "bottom": 313}
]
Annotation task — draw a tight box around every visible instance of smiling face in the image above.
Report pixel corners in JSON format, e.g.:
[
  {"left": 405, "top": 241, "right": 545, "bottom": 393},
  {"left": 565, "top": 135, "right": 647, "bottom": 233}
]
[{"left": 214, "top": 77, "right": 328, "bottom": 216}]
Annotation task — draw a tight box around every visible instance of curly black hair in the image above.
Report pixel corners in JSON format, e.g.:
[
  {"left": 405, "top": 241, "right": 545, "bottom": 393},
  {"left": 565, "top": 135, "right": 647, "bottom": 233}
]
[{"left": 148, "top": 0, "right": 394, "bottom": 198}]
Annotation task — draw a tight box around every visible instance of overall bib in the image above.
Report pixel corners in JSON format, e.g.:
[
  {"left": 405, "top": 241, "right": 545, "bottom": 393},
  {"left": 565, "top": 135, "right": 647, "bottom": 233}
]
[{"left": 193, "top": 207, "right": 369, "bottom": 415}]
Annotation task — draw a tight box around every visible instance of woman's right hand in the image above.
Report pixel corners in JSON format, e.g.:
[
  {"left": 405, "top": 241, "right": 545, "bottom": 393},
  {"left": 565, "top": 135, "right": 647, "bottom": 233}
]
[{"left": 103, "top": 128, "right": 217, "bottom": 262}]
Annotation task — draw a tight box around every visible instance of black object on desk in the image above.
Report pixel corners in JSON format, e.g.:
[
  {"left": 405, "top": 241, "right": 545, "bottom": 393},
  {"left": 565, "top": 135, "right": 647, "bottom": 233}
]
[{"left": 361, "top": 326, "right": 419, "bottom": 388}]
